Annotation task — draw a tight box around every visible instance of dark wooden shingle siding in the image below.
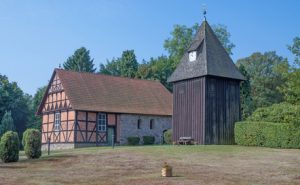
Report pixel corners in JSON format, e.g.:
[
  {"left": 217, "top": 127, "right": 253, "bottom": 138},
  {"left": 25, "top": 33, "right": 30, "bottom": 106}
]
[
  {"left": 172, "top": 77, "right": 206, "bottom": 144},
  {"left": 205, "top": 76, "right": 240, "bottom": 144}
]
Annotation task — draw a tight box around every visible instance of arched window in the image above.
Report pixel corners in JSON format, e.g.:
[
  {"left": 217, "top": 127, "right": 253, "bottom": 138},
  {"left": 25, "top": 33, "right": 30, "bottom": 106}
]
[
  {"left": 137, "top": 119, "right": 141, "bottom": 129},
  {"left": 150, "top": 119, "right": 154, "bottom": 129}
]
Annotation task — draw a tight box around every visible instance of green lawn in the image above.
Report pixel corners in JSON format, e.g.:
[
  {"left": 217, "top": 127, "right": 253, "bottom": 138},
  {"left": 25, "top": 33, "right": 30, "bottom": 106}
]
[{"left": 1, "top": 145, "right": 300, "bottom": 185}]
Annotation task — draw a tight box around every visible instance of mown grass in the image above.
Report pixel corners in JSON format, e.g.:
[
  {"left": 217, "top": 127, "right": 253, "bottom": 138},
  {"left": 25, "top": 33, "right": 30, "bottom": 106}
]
[{"left": 1, "top": 145, "right": 300, "bottom": 185}]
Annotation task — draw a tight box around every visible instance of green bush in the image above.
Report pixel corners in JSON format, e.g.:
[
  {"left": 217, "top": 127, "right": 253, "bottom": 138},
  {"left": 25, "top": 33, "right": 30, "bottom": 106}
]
[
  {"left": 235, "top": 121, "right": 300, "bottom": 148},
  {"left": 142, "top": 136, "right": 155, "bottom": 145},
  {"left": 248, "top": 103, "right": 300, "bottom": 125},
  {"left": 22, "top": 129, "right": 42, "bottom": 159},
  {"left": 127, "top": 137, "right": 140, "bottom": 145},
  {"left": 163, "top": 129, "right": 172, "bottom": 144},
  {"left": 0, "top": 131, "right": 19, "bottom": 162}
]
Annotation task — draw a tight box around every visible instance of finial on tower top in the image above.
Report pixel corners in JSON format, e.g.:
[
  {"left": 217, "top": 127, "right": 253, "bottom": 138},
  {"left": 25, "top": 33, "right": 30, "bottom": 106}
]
[{"left": 202, "top": 4, "right": 207, "bottom": 21}]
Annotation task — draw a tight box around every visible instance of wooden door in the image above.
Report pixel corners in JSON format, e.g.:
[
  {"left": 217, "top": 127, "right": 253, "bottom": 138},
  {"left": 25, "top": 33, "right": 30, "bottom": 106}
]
[{"left": 107, "top": 127, "right": 115, "bottom": 145}]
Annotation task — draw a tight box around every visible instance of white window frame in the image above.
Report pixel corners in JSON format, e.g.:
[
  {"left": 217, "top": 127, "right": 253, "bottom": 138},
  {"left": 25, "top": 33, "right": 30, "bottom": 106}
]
[
  {"left": 98, "top": 113, "right": 107, "bottom": 132},
  {"left": 54, "top": 112, "right": 61, "bottom": 132}
]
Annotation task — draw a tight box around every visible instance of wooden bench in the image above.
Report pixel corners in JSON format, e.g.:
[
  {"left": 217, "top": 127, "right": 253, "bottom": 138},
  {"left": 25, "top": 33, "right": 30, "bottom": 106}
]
[{"left": 177, "top": 137, "right": 194, "bottom": 145}]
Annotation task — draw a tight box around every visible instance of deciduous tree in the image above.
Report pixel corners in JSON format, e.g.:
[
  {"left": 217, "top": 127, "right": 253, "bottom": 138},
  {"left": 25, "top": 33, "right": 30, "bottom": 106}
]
[
  {"left": 236, "top": 52, "right": 289, "bottom": 109},
  {"left": 164, "top": 23, "right": 235, "bottom": 66}
]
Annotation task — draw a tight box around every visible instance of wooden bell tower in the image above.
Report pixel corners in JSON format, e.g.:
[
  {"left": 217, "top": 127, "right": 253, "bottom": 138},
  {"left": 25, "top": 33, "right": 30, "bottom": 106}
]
[{"left": 168, "top": 20, "right": 245, "bottom": 144}]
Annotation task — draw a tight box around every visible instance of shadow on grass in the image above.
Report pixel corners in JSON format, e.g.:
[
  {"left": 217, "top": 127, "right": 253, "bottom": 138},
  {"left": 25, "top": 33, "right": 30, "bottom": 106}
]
[
  {"left": 0, "top": 165, "right": 27, "bottom": 169},
  {"left": 17, "top": 154, "right": 77, "bottom": 164}
]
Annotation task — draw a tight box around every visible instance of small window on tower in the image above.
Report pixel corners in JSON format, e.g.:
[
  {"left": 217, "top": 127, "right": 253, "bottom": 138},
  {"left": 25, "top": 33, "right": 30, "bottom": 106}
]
[{"left": 189, "top": 51, "right": 197, "bottom": 62}]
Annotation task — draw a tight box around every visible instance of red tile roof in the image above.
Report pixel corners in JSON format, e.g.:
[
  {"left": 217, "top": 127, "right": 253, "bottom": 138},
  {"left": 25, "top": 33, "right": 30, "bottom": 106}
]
[{"left": 40, "top": 69, "right": 172, "bottom": 116}]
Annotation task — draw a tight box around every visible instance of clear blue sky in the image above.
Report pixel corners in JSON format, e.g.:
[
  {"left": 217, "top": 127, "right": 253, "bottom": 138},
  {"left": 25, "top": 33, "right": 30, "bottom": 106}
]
[{"left": 0, "top": 0, "right": 299, "bottom": 95}]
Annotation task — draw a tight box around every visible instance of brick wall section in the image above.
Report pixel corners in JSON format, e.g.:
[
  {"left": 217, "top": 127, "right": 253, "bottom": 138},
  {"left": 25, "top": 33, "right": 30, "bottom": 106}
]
[{"left": 119, "top": 114, "right": 172, "bottom": 145}]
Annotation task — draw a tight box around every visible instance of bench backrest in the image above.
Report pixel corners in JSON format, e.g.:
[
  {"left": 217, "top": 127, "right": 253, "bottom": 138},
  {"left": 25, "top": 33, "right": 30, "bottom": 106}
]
[{"left": 179, "top": 137, "right": 193, "bottom": 140}]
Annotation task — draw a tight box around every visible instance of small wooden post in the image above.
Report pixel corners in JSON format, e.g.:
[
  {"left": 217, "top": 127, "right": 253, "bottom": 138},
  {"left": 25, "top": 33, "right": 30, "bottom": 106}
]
[
  {"left": 47, "top": 137, "right": 51, "bottom": 155},
  {"left": 161, "top": 162, "right": 172, "bottom": 177}
]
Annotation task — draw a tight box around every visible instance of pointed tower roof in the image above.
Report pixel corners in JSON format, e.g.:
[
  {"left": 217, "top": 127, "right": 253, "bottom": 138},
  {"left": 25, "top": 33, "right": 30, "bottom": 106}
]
[{"left": 168, "top": 21, "right": 245, "bottom": 83}]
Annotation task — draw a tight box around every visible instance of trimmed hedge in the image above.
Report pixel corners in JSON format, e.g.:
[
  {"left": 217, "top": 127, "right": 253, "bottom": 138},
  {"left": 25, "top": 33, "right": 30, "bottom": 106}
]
[
  {"left": 163, "top": 129, "right": 172, "bottom": 144},
  {"left": 0, "top": 131, "right": 19, "bottom": 163},
  {"left": 127, "top": 137, "right": 140, "bottom": 145},
  {"left": 143, "top": 136, "right": 155, "bottom": 145},
  {"left": 22, "top": 129, "right": 42, "bottom": 159},
  {"left": 235, "top": 121, "right": 300, "bottom": 148}
]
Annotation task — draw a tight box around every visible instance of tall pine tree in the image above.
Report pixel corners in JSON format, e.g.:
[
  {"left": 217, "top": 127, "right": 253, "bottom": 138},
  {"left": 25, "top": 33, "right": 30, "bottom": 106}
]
[
  {"left": 0, "top": 111, "right": 15, "bottom": 138},
  {"left": 99, "top": 50, "right": 138, "bottom": 78},
  {"left": 119, "top": 50, "right": 138, "bottom": 78},
  {"left": 63, "top": 47, "right": 96, "bottom": 73}
]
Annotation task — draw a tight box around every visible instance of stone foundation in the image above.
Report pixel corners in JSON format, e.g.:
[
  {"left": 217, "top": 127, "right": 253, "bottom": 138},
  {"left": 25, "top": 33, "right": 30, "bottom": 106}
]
[{"left": 42, "top": 143, "right": 75, "bottom": 151}]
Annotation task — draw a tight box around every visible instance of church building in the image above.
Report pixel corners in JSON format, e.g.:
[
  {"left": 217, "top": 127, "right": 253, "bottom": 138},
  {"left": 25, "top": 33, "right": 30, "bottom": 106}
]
[{"left": 37, "top": 69, "right": 172, "bottom": 150}]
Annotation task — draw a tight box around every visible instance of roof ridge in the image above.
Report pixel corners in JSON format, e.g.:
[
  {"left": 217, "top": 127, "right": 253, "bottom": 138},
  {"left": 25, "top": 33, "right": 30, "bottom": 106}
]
[{"left": 55, "top": 68, "right": 161, "bottom": 84}]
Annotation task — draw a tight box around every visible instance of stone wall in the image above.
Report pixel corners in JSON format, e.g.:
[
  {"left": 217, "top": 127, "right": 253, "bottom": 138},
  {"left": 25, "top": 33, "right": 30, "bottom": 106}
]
[
  {"left": 41, "top": 143, "right": 75, "bottom": 151},
  {"left": 119, "top": 114, "right": 172, "bottom": 145}
]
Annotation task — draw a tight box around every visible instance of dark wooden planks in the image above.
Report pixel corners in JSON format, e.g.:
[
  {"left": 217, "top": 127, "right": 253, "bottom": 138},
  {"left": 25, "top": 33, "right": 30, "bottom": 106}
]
[
  {"left": 172, "top": 76, "right": 241, "bottom": 145},
  {"left": 173, "top": 77, "right": 206, "bottom": 144},
  {"left": 205, "top": 76, "right": 240, "bottom": 144}
]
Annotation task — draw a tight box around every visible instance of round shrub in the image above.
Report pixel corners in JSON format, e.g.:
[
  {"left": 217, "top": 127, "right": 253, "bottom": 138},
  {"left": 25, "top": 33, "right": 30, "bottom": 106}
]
[
  {"left": 127, "top": 137, "right": 140, "bottom": 145},
  {"left": 143, "top": 136, "right": 155, "bottom": 145},
  {"left": 163, "top": 129, "right": 172, "bottom": 144},
  {"left": 22, "top": 129, "right": 42, "bottom": 159},
  {"left": 0, "top": 131, "right": 19, "bottom": 163}
]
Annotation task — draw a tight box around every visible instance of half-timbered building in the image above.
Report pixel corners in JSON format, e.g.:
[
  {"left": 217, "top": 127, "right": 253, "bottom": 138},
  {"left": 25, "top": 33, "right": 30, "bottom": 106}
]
[
  {"left": 168, "top": 20, "right": 245, "bottom": 144},
  {"left": 37, "top": 69, "right": 172, "bottom": 150}
]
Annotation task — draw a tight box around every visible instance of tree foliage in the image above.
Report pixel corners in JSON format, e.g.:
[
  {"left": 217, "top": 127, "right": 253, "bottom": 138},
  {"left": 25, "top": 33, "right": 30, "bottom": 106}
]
[
  {"left": 164, "top": 24, "right": 199, "bottom": 66},
  {"left": 99, "top": 58, "right": 121, "bottom": 76},
  {"left": 119, "top": 50, "right": 139, "bottom": 78},
  {"left": 236, "top": 52, "right": 289, "bottom": 109},
  {"left": 136, "top": 56, "right": 174, "bottom": 91},
  {"left": 63, "top": 47, "right": 96, "bottom": 72},
  {"left": 99, "top": 50, "right": 138, "bottom": 78},
  {"left": 0, "top": 111, "right": 15, "bottom": 138},
  {"left": 278, "top": 69, "right": 300, "bottom": 105},
  {"left": 211, "top": 24, "right": 235, "bottom": 55},
  {"left": 164, "top": 23, "right": 235, "bottom": 66},
  {"left": 0, "top": 74, "right": 30, "bottom": 136},
  {"left": 163, "top": 129, "right": 172, "bottom": 144},
  {"left": 27, "top": 86, "right": 47, "bottom": 129},
  {"left": 287, "top": 37, "right": 300, "bottom": 67},
  {"left": 247, "top": 103, "right": 300, "bottom": 125},
  {"left": 22, "top": 129, "right": 42, "bottom": 159},
  {"left": 238, "top": 65, "right": 254, "bottom": 120},
  {"left": 0, "top": 131, "right": 19, "bottom": 162}
]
